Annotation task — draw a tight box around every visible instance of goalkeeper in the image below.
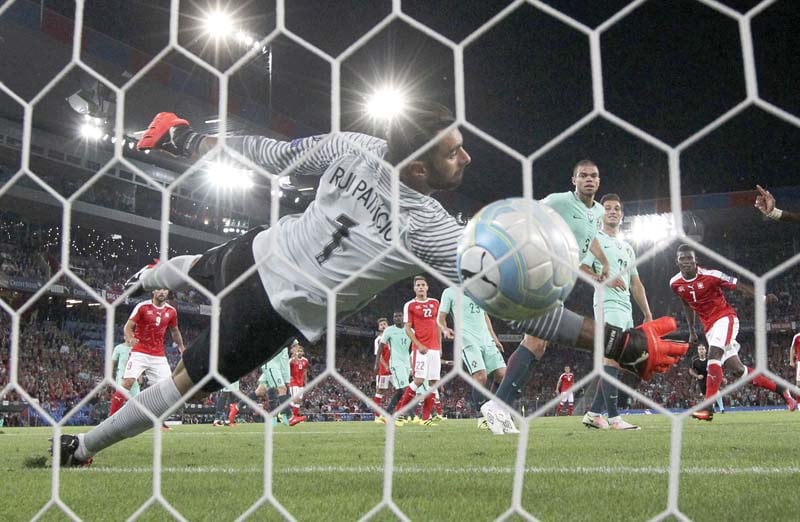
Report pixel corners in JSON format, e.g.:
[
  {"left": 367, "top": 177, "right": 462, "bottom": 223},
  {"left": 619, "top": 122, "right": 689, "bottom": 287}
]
[{"left": 52, "top": 103, "right": 688, "bottom": 466}]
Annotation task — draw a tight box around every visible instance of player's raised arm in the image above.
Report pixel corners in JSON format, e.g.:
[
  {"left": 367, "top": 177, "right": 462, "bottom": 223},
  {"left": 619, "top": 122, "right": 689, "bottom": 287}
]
[
  {"left": 137, "top": 112, "right": 385, "bottom": 177},
  {"left": 731, "top": 280, "right": 778, "bottom": 304},
  {"left": 755, "top": 185, "right": 800, "bottom": 224}
]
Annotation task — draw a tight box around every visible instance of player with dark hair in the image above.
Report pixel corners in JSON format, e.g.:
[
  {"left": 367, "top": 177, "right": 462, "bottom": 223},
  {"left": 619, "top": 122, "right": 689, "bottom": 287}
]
[
  {"left": 372, "top": 317, "right": 391, "bottom": 421},
  {"left": 554, "top": 366, "right": 575, "bottom": 416},
  {"left": 754, "top": 185, "right": 800, "bottom": 223},
  {"left": 51, "top": 103, "right": 687, "bottom": 466},
  {"left": 671, "top": 244, "right": 796, "bottom": 421},
  {"left": 688, "top": 342, "right": 724, "bottom": 413},
  {"left": 580, "top": 194, "right": 650, "bottom": 430},
  {"left": 437, "top": 286, "right": 507, "bottom": 433},
  {"left": 394, "top": 275, "right": 442, "bottom": 426},
  {"left": 109, "top": 289, "right": 185, "bottom": 417},
  {"left": 483, "top": 159, "right": 613, "bottom": 425},
  {"left": 376, "top": 311, "right": 412, "bottom": 424}
]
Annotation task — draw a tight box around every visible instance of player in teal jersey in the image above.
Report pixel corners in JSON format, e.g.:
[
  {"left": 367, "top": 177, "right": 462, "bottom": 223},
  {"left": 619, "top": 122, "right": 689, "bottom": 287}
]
[
  {"left": 379, "top": 312, "right": 412, "bottom": 425},
  {"left": 579, "top": 194, "right": 652, "bottom": 430},
  {"left": 111, "top": 340, "right": 139, "bottom": 397},
  {"left": 488, "top": 160, "right": 612, "bottom": 430},
  {"left": 213, "top": 380, "right": 241, "bottom": 426},
  {"left": 255, "top": 342, "right": 294, "bottom": 425},
  {"left": 437, "top": 287, "right": 507, "bottom": 433}
]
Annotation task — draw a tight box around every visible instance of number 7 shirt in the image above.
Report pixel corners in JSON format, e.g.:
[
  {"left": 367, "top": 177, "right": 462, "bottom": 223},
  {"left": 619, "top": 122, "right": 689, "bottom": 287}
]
[
  {"left": 670, "top": 267, "right": 737, "bottom": 331},
  {"left": 234, "top": 132, "right": 464, "bottom": 343}
]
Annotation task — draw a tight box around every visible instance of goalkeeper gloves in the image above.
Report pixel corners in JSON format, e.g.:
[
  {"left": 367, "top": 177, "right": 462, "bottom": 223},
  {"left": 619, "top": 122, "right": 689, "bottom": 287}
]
[
  {"left": 137, "top": 112, "right": 205, "bottom": 157},
  {"left": 605, "top": 317, "right": 688, "bottom": 380}
]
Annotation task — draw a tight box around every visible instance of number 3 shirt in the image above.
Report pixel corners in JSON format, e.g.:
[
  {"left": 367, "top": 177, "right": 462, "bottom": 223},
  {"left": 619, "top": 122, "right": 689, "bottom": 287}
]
[
  {"left": 670, "top": 267, "right": 738, "bottom": 331},
  {"left": 403, "top": 298, "right": 441, "bottom": 351}
]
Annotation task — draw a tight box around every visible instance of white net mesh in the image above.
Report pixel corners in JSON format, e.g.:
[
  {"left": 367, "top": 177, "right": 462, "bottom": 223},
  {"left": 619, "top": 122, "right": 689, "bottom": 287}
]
[{"left": 1, "top": 0, "right": 799, "bottom": 520}]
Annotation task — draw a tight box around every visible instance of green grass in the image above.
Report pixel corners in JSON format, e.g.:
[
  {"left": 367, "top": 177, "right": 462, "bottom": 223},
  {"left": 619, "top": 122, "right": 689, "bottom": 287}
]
[{"left": 1, "top": 411, "right": 799, "bottom": 521}]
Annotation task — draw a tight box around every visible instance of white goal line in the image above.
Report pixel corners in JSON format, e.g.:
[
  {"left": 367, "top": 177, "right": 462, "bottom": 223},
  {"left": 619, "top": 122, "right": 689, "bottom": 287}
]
[{"left": 61, "top": 465, "right": 800, "bottom": 476}]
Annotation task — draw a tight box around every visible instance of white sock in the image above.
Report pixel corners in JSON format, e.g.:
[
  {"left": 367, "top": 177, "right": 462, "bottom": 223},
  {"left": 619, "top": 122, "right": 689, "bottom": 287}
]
[
  {"left": 141, "top": 255, "right": 201, "bottom": 290},
  {"left": 79, "top": 378, "right": 182, "bottom": 459}
]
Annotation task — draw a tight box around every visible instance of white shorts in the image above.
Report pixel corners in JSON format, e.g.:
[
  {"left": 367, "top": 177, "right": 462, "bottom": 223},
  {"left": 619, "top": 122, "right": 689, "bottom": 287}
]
[
  {"left": 122, "top": 352, "right": 172, "bottom": 384},
  {"left": 412, "top": 349, "right": 442, "bottom": 381},
  {"left": 559, "top": 391, "right": 574, "bottom": 404},
  {"left": 795, "top": 365, "right": 800, "bottom": 383},
  {"left": 375, "top": 374, "right": 390, "bottom": 389},
  {"left": 705, "top": 315, "right": 740, "bottom": 364},
  {"left": 290, "top": 386, "right": 305, "bottom": 401}
]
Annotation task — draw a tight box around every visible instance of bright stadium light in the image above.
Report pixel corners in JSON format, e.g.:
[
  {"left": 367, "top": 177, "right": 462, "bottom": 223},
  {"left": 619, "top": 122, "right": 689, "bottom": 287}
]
[
  {"left": 79, "top": 122, "right": 103, "bottom": 140},
  {"left": 365, "top": 86, "right": 408, "bottom": 121},
  {"left": 207, "top": 162, "right": 254, "bottom": 189},
  {"left": 623, "top": 213, "right": 676, "bottom": 245},
  {"left": 203, "top": 9, "right": 234, "bottom": 39}
]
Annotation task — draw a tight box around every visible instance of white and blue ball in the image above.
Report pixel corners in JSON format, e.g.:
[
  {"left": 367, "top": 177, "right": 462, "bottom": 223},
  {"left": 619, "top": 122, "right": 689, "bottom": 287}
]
[{"left": 457, "top": 198, "right": 579, "bottom": 320}]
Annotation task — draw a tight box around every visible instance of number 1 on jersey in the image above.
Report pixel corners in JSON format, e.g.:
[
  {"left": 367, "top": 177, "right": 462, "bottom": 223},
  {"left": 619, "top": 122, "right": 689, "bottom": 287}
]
[{"left": 316, "top": 214, "right": 357, "bottom": 263}]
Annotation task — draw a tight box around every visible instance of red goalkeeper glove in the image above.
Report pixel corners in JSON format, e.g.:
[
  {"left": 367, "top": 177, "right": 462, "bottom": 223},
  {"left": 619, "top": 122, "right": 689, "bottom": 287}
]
[
  {"left": 137, "top": 112, "right": 204, "bottom": 157},
  {"left": 605, "top": 317, "right": 688, "bottom": 380}
]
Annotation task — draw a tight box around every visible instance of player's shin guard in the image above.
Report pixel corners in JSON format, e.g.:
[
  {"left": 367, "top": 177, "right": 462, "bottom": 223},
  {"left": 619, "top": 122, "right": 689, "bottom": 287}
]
[
  {"left": 395, "top": 385, "right": 417, "bottom": 414},
  {"left": 108, "top": 391, "right": 127, "bottom": 417},
  {"left": 705, "top": 361, "right": 723, "bottom": 399},
  {"left": 495, "top": 344, "right": 537, "bottom": 407},
  {"left": 83, "top": 378, "right": 182, "bottom": 458},
  {"left": 386, "top": 388, "right": 404, "bottom": 413},
  {"left": 603, "top": 317, "right": 688, "bottom": 380},
  {"left": 422, "top": 393, "right": 435, "bottom": 420}
]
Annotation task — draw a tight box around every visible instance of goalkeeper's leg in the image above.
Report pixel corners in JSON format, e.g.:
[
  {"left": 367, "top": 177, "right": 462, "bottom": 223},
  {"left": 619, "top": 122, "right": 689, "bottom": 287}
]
[{"left": 60, "top": 227, "right": 305, "bottom": 464}]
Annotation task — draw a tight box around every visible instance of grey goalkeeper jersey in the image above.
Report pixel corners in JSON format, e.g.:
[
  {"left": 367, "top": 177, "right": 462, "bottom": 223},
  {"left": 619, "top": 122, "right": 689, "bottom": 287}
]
[{"left": 228, "top": 132, "right": 463, "bottom": 341}]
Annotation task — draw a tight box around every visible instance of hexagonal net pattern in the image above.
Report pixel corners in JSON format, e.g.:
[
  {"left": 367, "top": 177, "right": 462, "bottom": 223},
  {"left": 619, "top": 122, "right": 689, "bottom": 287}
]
[{"left": 1, "top": 0, "right": 799, "bottom": 520}]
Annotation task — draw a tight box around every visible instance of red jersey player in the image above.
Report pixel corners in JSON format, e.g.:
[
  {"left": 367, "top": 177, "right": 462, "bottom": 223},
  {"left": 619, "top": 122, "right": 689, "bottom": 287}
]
[
  {"left": 555, "top": 365, "right": 575, "bottom": 416},
  {"left": 670, "top": 244, "right": 795, "bottom": 421},
  {"left": 372, "top": 317, "right": 391, "bottom": 418},
  {"left": 394, "top": 275, "right": 443, "bottom": 425},
  {"left": 789, "top": 332, "right": 800, "bottom": 402},
  {"left": 109, "top": 288, "right": 185, "bottom": 417},
  {"left": 288, "top": 342, "right": 310, "bottom": 426}
]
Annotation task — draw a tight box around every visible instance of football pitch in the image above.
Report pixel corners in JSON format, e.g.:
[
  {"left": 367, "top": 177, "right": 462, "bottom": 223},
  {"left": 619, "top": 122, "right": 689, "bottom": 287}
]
[{"left": 2, "top": 411, "right": 798, "bottom": 521}]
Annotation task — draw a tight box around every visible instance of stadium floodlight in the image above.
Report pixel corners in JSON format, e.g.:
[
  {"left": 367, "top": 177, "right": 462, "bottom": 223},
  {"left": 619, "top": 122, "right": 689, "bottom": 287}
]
[
  {"left": 203, "top": 9, "right": 235, "bottom": 39},
  {"left": 79, "top": 122, "right": 103, "bottom": 140},
  {"left": 207, "top": 162, "right": 254, "bottom": 189},
  {"left": 66, "top": 77, "right": 114, "bottom": 119},
  {"left": 365, "top": 86, "right": 408, "bottom": 121},
  {"left": 623, "top": 213, "right": 676, "bottom": 245}
]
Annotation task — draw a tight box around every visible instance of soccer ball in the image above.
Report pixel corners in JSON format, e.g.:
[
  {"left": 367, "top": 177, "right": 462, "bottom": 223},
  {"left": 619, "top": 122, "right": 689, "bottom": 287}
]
[{"left": 457, "top": 198, "right": 579, "bottom": 320}]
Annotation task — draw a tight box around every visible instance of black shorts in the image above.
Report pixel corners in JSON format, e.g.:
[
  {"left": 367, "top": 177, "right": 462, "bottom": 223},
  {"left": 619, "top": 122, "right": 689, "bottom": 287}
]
[{"left": 181, "top": 226, "right": 305, "bottom": 392}]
